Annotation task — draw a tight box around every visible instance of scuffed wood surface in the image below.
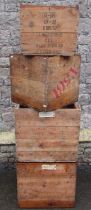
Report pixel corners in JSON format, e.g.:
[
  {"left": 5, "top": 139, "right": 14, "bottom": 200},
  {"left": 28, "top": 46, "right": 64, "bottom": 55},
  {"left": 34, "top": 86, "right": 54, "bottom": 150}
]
[
  {"left": 17, "top": 162, "right": 77, "bottom": 208},
  {"left": 15, "top": 107, "right": 80, "bottom": 162},
  {"left": 20, "top": 5, "right": 79, "bottom": 55},
  {"left": 11, "top": 55, "right": 81, "bottom": 111},
  {"left": 21, "top": 33, "right": 77, "bottom": 56}
]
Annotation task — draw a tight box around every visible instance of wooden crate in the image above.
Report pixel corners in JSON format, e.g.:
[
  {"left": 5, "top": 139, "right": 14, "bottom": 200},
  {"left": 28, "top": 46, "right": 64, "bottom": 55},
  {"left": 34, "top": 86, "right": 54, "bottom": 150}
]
[
  {"left": 20, "top": 5, "right": 79, "bottom": 55},
  {"left": 15, "top": 104, "right": 80, "bottom": 162},
  {"left": 11, "top": 54, "right": 81, "bottom": 111},
  {"left": 17, "top": 162, "right": 77, "bottom": 208}
]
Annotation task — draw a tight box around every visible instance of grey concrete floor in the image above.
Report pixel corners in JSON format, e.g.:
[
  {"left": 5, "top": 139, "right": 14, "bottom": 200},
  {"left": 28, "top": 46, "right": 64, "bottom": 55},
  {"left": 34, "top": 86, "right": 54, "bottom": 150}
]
[{"left": 0, "top": 165, "right": 91, "bottom": 210}]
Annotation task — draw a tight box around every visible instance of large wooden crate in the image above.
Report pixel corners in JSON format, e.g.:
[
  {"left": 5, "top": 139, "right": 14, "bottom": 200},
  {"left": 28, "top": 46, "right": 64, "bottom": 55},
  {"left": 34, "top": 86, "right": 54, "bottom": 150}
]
[
  {"left": 11, "top": 54, "right": 81, "bottom": 111},
  {"left": 17, "top": 162, "right": 77, "bottom": 208},
  {"left": 20, "top": 5, "right": 79, "bottom": 55},
  {"left": 15, "top": 104, "right": 80, "bottom": 162}
]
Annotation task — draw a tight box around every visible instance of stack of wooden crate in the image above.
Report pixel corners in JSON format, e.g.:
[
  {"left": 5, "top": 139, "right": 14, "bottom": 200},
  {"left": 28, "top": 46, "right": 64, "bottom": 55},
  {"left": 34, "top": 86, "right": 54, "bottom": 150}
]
[{"left": 10, "top": 5, "right": 81, "bottom": 208}]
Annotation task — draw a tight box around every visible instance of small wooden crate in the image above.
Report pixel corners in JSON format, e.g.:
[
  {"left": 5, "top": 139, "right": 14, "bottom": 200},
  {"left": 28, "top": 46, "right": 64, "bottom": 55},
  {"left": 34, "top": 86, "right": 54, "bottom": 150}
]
[
  {"left": 15, "top": 104, "right": 80, "bottom": 162},
  {"left": 20, "top": 5, "right": 79, "bottom": 55},
  {"left": 17, "top": 162, "right": 77, "bottom": 208}
]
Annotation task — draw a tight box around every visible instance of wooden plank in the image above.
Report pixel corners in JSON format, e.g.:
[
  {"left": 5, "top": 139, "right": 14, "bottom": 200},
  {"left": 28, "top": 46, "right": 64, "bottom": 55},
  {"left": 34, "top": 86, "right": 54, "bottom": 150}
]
[
  {"left": 16, "top": 126, "right": 79, "bottom": 140},
  {"left": 20, "top": 5, "right": 79, "bottom": 55},
  {"left": 17, "top": 162, "right": 77, "bottom": 208},
  {"left": 15, "top": 107, "right": 80, "bottom": 162},
  {"left": 21, "top": 5, "right": 79, "bottom": 33},
  {"left": 1, "top": 129, "right": 91, "bottom": 145},
  {"left": 15, "top": 108, "right": 80, "bottom": 127},
  {"left": 11, "top": 55, "right": 81, "bottom": 111},
  {"left": 21, "top": 33, "right": 77, "bottom": 56},
  {"left": 16, "top": 151, "right": 78, "bottom": 162}
]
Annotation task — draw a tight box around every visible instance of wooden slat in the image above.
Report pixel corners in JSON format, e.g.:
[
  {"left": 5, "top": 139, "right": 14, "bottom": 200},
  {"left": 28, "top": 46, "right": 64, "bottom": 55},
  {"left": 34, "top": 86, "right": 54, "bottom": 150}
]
[
  {"left": 21, "top": 33, "right": 77, "bottom": 55},
  {"left": 15, "top": 108, "right": 80, "bottom": 162},
  {"left": 17, "top": 162, "right": 77, "bottom": 208},
  {"left": 16, "top": 151, "right": 78, "bottom": 162},
  {"left": 21, "top": 5, "right": 79, "bottom": 33},
  {"left": 15, "top": 108, "right": 80, "bottom": 127},
  {"left": 11, "top": 55, "right": 81, "bottom": 111},
  {"left": 16, "top": 126, "right": 79, "bottom": 140},
  {"left": 20, "top": 5, "right": 79, "bottom": 55}
]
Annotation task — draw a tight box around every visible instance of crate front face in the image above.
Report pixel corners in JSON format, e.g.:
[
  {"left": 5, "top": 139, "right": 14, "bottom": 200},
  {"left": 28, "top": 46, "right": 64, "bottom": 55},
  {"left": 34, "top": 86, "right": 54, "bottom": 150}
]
[
  {"left": 15, "top": 108, "right": 80, "bottom": 162},
  {"left": 20, "top": 5, "right": 79, "bottom": 55},
  {"left": 11, "top": 55, "right": 81, "bottom": 111},
  {"left": 17, "top": 162, "right": 77, "bottom": 208}
]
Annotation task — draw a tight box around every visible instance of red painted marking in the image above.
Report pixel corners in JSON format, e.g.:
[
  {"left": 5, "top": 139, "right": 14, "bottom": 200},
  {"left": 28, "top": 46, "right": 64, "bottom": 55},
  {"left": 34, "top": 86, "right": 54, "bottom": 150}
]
[
  {"left": 63, "top": 77, "right": 70, "bottom": 87},
  {"left": 57, "top": 89, "right": 61, "bottom": 97},
  {"left": 52, "top": 88, "right": 60, "bottom": 98},
  {"left": 69, "top": 67, "right": 78, "bottom": 77},
  {"left": 57, "top": 84, "right": 61, "bottom": 91},
  {"left": 57, "top": 83, "right": 63, "bottom": 92},
  {"left": 52, "top": 67, "right": 78, "bottom": 99},
  {"left": 59, "top": 81, "right": 65, "bottom": 91}
]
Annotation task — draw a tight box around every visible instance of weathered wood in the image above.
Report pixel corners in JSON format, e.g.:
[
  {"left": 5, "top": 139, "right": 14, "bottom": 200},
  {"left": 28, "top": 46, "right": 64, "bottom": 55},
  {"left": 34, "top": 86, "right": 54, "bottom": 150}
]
[
  {"left": 21, "top": 5, "right": 79, "bottom": 33},
  {"left": 11, "top": 54, "right": 81, "bottom": 111},
  {"left": 17, "top": 162, "right": 77, "bottom": 208},
  {"left": 20, "top": 5, "right": 79, "bottom": 55},
  {"left": 21, "top": 33, "right": 77, "bottom": 56},
  {"left": 15, "top": 107, "right": 80, "bottom": 162}
]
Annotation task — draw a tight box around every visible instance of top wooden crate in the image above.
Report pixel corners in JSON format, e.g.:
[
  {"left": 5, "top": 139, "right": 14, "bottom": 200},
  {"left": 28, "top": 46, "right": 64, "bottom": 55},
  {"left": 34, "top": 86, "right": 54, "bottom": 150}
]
[{"left": 20, "top": 5, "right": 79, "bottom": 56}]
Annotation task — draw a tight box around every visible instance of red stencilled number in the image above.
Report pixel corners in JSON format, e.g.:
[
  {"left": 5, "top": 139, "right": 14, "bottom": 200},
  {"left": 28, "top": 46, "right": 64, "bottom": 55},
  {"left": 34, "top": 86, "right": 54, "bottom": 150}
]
[
  {"left": 57, "top": 84, "right": 62, "bottom": 91},
  {"left": 57, "top": 82, "right": 63, "bottom": 93},
  {"left": 52, "top": 67, "right": 78, "bottom": 99},
  {"left": 52, "top": 78, "right": 70, "bottom": 99},
  {"left": 59, "top": 80, "right": 65, "bottom": 91},
  {"left": 69, "top": 67, "right": 78, "bottom": 78},
  {"left": 57, "top": 80, "right": 65, "bottom": 95},
  {"left": 52, "top": 88, "right": 61, "bottom": 99},
  {"left": 63, "top": 77, "right": 70, "bottom": 87}
]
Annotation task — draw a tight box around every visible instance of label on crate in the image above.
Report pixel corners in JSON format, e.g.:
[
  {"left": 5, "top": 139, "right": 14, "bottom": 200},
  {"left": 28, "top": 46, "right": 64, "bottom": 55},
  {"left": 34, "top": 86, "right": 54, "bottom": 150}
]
[
  {"left": 39, "top": 111, "right": 55, "bottom": 118},
  {"left": 42, "top": 164, "right": 56, "bottom": 170}
]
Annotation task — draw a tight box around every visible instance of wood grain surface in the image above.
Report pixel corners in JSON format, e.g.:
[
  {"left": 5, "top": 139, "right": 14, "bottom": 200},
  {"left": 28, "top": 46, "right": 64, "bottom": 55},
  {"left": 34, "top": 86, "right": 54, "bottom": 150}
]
[
  {"left": 17, "top": 162, "right": 77, "bottom": 208},
  {"left": 11, "top": 55, "right": 81, "bottom": 111},
  {"left": 20, "top": 5, "right": 79, "bottom": 55},
  {"left": 15, "top": 107, "right": 80, "bottom": 162}
]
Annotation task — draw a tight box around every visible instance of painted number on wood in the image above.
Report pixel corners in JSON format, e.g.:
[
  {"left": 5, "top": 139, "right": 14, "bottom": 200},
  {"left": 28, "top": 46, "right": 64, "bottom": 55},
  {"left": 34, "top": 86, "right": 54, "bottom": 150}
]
[{"left": 52, "top": 67, "right": 78, "bottom": 98}]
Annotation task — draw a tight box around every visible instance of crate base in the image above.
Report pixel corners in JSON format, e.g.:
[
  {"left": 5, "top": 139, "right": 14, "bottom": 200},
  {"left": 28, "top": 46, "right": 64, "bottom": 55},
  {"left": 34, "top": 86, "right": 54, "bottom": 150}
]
[
  {"left": 18, "top": 200, "right": 75, "bottom": 208},
  {"left": 17, "top": 162, "right": 77, "bottom": 208}
]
